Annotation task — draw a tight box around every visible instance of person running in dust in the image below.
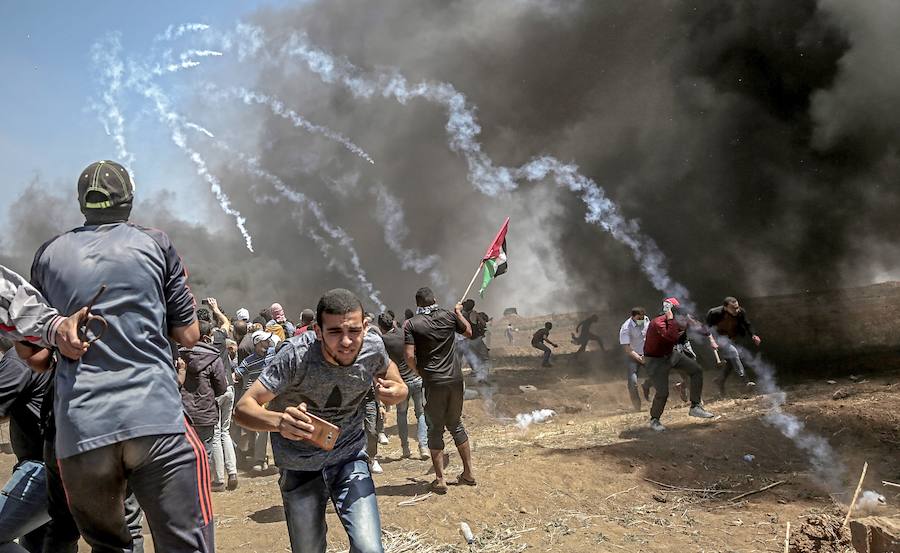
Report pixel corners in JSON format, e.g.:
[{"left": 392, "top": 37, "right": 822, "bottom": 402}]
[
  {"left": 505, "top": 323, "right": 514, "bottom": 345},
  {"left": 643, "top": 298, "right": 714, "bottom": 432},
  {"left": 572, "top": 314, "right": 604, "bottom": 354},
  {"left": 707, "top": 296, "right": 761, "bottom": 395},
  {"left": 531, "top": 322, "right": 558, "bottom": 367},
  {"left": 235, "top": 288, "right": 407, "bottom": 552},
  {"left": 618, "top": 307, "right": 649, "bottom": 411}
]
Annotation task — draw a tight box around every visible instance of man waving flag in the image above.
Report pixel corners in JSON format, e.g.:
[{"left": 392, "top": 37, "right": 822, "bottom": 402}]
[{"left": 479, "top": 217, "right": 509, "bottom": 297}]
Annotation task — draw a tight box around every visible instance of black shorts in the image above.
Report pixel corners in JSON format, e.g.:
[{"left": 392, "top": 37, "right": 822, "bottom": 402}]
[{"left": 423, "top": 381, "right": 468, "bottom": 451}]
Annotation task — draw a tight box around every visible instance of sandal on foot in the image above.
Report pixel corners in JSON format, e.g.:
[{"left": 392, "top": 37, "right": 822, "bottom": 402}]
[
  {"left": 455, "top": 474, "right": 477, "bottom": 486},
  {"left": 430, "top": 479, "right": 448, "bottom": 494}
]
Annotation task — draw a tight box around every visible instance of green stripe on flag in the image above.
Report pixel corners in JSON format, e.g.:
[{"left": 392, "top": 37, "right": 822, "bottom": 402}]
[{"left": 479, "top": 259, "right": 498, "bottom": 297}]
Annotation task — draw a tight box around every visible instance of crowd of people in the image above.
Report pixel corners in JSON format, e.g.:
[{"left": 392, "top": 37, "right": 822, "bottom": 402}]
[
  {"left": 0, "top": 160, "right": 766, "bottom": 553},
  {"left": 0, "top": 158, "right": 497, "bottom": 553},
  {"left": 525, "top": 295, "right": 763, "bottom": 431}
]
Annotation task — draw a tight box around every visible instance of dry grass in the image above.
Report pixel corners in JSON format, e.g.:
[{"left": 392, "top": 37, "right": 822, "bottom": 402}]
[{"left": 325, "top": 521, "right": 535, "bottom": 553}]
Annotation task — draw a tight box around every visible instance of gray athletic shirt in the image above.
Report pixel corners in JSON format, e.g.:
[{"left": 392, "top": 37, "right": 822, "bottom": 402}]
[
  {"left": 31, "top": 223, "right": 196, "bottom": 459},
  {"left": 258, "top": 328, "right": 389, "bottom": 471}
]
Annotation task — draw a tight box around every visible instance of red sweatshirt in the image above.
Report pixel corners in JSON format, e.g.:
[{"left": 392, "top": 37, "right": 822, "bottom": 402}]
[{"left": 643, "top": 314, "right": 685, "bottom": 357}]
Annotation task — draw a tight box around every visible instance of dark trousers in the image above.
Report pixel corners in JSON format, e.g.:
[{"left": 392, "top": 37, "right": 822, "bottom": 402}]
[
  {"left": 423, "top": 381, "right": 468, "bottom": 451},
  {"left": 57, "top": 430, "right": 214, "bottom": 553},
  {"left": 646, "top": 353, "right": 703, "bottom": 420},
  {"left": 364, "top": 398, "right": 383, "bottom": 459},
  {"left": 44, "top": 437, "right": 144, "bottom": 553},
  {"left": 193, "top": 424, "right": 216, "bottom": 466},
  {"left": 532, "top": 342, "right": 552, "bottom": 366},
  {"left": 575, "top": 333, "right": 603, "bottom": 354}
]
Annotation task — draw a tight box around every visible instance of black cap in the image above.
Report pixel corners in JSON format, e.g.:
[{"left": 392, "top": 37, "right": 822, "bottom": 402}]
[{"left": 78, "top": 160, "right": 134, "bottom": 224}]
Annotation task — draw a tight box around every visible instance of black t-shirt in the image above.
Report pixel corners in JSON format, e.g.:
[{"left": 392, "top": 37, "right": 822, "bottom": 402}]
[
  {"left": 532, "top": 328, "right": 549, "bottom": 345},
  {"left": 404, "top": 308, "right": 466, "bottom": 385},
  {"left": 381, "top": 328, "right": 414, "bottom": 383},
  {"left": 0, "top": 348, "right": 51, "bottom": 461}
]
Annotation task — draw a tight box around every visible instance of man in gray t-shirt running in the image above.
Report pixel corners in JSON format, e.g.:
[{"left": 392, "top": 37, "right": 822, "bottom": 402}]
[{"left": 235, "top": 288, "right": 407, "bottom": 553}]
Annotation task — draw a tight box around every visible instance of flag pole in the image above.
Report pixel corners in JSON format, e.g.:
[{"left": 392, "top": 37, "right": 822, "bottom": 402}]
[{"left": 459, "top": 261, "right": 485, "bottom": 304}]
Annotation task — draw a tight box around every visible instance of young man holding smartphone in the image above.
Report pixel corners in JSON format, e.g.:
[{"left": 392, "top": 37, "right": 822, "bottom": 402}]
[{"left": 235, "top": 288, "right": 407, "bottom": 553}]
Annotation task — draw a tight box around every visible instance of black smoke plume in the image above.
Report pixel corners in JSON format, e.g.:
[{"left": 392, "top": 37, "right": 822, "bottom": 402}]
[{"left": 4, "top": 0, "right": 900, "bottom": 319}]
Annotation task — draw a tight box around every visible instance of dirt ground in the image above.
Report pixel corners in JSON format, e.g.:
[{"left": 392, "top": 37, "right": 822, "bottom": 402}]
[{"left": 3, "top": 337, "right": 898, "bottom": 552}]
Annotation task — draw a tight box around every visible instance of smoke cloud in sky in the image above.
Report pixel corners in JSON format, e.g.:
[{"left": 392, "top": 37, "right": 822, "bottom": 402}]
[{"left": 4, "top": 0, "right": 900, "bottom": 318}]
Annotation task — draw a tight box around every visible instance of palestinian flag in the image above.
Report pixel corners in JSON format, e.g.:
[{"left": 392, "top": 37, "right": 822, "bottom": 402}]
[{"left": 479, "top": 217, "right": 509, "bottom": 297}]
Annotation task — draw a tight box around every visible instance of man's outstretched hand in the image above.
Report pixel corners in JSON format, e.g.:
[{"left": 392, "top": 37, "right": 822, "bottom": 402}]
[{"left": 55, "top": 307, "right": 91, "bottom": 360}]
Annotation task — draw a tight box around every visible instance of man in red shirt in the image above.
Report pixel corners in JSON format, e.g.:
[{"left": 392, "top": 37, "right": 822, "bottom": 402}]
[{"left": 643, "top": 298, "right": 714, "bottom": 431}]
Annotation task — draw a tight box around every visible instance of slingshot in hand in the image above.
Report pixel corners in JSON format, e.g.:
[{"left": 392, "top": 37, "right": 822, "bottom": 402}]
[{"left": 78, "top": 285, "right": 109, "bottom": 344}]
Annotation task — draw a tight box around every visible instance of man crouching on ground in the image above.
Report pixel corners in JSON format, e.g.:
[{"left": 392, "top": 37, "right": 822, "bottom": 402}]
[{"left": 235, "top": 288, "right": 407, "bottom": 553}]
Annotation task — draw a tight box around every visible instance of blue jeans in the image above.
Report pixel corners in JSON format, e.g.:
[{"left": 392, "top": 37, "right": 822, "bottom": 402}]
[
  {"left": 279, "top": 455, "right": 383, "bottom": 553},
  {"left": 397, "top": 378, "right": 427, "bottom": 450},
  {"left": 0, "top": 460, "right": 50, "bottom": 552}
]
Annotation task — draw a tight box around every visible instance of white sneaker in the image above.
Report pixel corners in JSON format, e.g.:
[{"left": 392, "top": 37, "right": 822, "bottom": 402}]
[
  {"left": 649, "top": 418, "right": 666, "bottom": 432},
  {"left": 688, "top": 405, "right": 715, "bottom": 419},
  {"left": 378, "top": 432, "right": 389, "bottom": 445},
  {"left": 370, "top": 460, "right": 384, "bottom": 474}
]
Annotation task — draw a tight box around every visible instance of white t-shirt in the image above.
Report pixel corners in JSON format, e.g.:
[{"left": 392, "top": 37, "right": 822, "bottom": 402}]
[{"left": 618, "top": 317, "right": 649, "bottom": 355}]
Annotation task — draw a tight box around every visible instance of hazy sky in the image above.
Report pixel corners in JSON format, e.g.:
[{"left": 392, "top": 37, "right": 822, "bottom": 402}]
[{"left": 0, "top": 1, "right": 289, "bottom": 224}]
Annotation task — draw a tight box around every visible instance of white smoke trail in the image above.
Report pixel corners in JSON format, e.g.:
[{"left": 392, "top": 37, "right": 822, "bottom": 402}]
[
  {"left": 184, "top": 122, "right": 215, "bottom": 138},
  {"left": 152, "top": 50, "right": 223, "bottom": 76},
  {"left": 135, "top": 76, "right": 254, "bottom": 252},
  {"left": 280, "top": 34, "right": 688, "bottom": 300},
  {"left": 203, "top": 139, "right": 386, "bottom": 309},
  {"left": 371, "top": 183, "right": 448, "bottom": 294},
  {"left": 90, "top": 34, "right": 135, "bottom": 174},
  {"left": 515, "top": 409, "right": 556, "bottom": 430},
  {"left": 213, "top": 23, "right": 265, "bottom": 62},
  {"left": 202, "top": 84, "right": 374, "bottom": 164},
  {"left": 155, "top": 23, "right": 210, "bottom": 42},
  {"left": 179, "top": 49, "right": 223, "bottom": 62},
  {"left": 722, "top": 339, "right": 844, "bottom": 486}
]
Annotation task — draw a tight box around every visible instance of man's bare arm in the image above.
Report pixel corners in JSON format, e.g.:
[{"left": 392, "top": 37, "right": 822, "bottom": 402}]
[
  {"left": 234, "top": 380, "right": 315, "bottom": 441},
  {"left": 375, "top": 360, "right": 408, "bottom": 406},
  {"left": 206, "top": 298, "right": 232, "bottom": 335},
  {"left": 404, "top": 343, "right": 419, "bottom": 376},
  {"left": 454, "top": 303, "right": 473, "bottom": 338},
  {"left": 15, "top": 344, "right": 54, "bottom": 373},
  {"left": 622, "top": 344, "right": 643, "bottom": 364},
  {"left": 170, "top": 321, "right": 200, "bottom": 348}
]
